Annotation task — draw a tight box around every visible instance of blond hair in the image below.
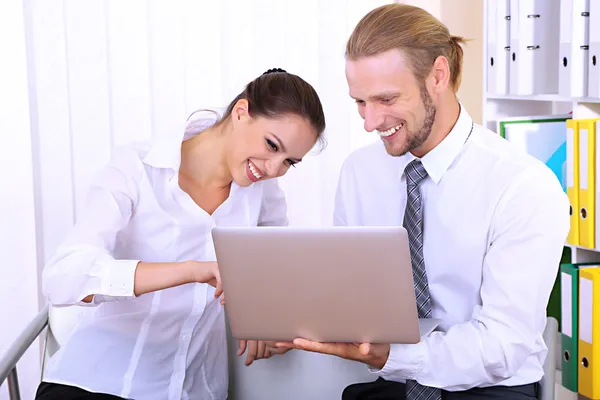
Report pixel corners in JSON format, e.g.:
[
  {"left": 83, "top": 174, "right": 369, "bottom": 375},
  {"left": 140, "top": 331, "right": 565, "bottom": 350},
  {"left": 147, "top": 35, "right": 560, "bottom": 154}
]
[{"left": 346, "top": 4, "right": 467, "bottom": 92}]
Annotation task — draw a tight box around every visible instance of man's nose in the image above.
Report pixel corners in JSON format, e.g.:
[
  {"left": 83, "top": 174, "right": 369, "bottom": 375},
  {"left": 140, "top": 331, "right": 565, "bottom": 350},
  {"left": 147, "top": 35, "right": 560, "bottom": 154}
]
[{"left": 363, "top": 104, "right": 385, "bottom": 132}]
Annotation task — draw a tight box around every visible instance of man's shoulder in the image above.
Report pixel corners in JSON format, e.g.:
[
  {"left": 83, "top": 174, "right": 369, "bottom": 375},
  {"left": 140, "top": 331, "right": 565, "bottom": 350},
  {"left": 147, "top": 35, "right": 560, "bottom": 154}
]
[
  {"left": 469, "top": 123, "right": 551, "bottom": 173},
  {"left": 467, "top": 124, "right": 565, "bottom": 197}
]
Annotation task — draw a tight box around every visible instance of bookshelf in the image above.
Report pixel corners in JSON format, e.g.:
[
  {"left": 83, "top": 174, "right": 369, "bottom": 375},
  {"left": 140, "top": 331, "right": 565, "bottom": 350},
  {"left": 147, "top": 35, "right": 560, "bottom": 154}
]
[
  {"left": 482, "top": 0, "right": 600, "bottom": 265},
  {"left": 482, "top": 1, "right": 600, "bottom": 398}
]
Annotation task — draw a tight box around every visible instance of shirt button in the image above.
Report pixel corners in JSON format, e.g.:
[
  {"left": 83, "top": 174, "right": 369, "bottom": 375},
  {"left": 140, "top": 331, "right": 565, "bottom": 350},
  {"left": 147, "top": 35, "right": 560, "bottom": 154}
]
[{"left": 182, "top": 334, "right": 189, "bottom": 341}]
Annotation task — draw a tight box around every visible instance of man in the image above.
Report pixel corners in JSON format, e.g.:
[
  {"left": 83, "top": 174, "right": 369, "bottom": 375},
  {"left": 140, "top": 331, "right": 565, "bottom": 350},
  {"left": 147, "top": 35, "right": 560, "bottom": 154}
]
[{"left": 275, "top": 4, "right": 569, "bottom": 399}]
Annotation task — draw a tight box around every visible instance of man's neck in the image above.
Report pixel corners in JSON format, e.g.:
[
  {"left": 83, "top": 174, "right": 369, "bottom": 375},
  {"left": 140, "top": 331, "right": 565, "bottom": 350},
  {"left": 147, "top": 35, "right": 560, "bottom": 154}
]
[{"left": 411, "top": 96, "right": 461, "bottom": 158}]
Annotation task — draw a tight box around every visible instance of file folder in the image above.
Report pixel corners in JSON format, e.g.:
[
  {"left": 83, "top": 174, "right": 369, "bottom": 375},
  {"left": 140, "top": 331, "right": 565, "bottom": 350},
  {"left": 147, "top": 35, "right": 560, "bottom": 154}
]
[
  {"left": 561, "top": 261, "right": 597, "bottom": 392},
  {"left": 548, "top": 247, "right": 573, "bottom": 333},
  {"left": 588, "top": 0, "right": 600, "bottom": 97},
  {"left": 579, "top": 119, "right": 596, "bottom": 249},
  {"left": 562, "top": 263, "right": 579, "bottom": 391},
  {"left": 567, "top": 119, "right": 580, "bottom": 246},
  {"left": 498, "top": 115, "right": 569, "bottom": 191},
  {"left": 510, "top": 0, "right": 561, "bottom": 95},
  {"left": 487, "top": 0, "right": 510, "bottom": 94},
  {"left": 578, "top": 267, "right": 600, "bottom": 398},
  {"left": 559, "top": 0, "right": 590, "bottom": 97}
]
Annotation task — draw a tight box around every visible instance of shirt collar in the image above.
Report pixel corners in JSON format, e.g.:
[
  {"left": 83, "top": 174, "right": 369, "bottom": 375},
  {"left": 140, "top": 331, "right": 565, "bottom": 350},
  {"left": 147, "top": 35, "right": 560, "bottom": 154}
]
[
  {"left": 398, "top": 103, "right": 473, "bottom": 184},
  {"left": 143, "top": 110, "right": 220, "bottom": 171}
]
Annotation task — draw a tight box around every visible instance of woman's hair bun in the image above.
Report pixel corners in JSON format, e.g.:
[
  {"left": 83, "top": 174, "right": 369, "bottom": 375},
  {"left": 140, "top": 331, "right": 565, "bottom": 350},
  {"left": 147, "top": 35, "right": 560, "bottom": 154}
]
[{"left": 262, "top": 68, "right": 287, "bottom": 75}]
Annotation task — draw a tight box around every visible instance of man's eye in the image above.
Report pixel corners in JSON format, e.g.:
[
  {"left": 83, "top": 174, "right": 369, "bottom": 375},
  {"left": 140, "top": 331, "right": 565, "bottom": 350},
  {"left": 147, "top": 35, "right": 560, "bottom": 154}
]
[
  {"left": 382, "top": 97, "right": 395, "bottom": 104},
  {"left": 267, "top": 139, "right": 278, "bottom": 151}
]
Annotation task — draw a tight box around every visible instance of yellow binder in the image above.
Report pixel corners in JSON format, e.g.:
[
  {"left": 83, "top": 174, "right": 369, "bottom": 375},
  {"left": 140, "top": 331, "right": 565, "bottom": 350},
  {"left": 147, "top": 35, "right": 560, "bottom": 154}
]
[
  {"left": 579, "top": 267, "right": 600, "bottom": 398},
  {"left": 579, "top": 119, "right": 596, "bottom": 249},
  {"left": 567, "top": 119, "right": 580, "bottom": 245}
]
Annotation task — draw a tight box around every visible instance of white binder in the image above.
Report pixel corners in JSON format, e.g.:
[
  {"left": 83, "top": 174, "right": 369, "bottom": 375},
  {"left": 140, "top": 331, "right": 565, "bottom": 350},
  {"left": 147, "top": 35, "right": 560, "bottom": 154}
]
[
  {"left": 559, "top": 0, "right": 590, "bottom": 97},
  {"left": 487, "top": 0, "right": 510, "bottom": 94},
  {"left": 588, "top": 0, "right": 600, "bottom": 97},
  {"left": 510, "top": 0, "right": 561, "bottom": 95}
]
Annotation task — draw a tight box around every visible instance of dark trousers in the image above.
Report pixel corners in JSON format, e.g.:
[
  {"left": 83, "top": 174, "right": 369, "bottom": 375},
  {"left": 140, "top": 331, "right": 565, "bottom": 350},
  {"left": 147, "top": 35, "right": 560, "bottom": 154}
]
[
  {"left": 342, "top": 378, "right": 539, "bottom": 400},
  {"left": 35, "top": 382, "right": 125, "bottom": 400}
]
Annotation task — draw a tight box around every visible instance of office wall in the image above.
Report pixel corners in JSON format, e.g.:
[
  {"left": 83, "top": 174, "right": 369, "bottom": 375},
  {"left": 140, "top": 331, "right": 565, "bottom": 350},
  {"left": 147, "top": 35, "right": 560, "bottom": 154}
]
[
  {"left": 400, "top": 0, "right": 484, "bottom": 124},
  {"left": 0, "top": 2, "right": 41, "bottom": 399},
  {"left": 2, "top": 0, "right": 390, "bottom": 398}
]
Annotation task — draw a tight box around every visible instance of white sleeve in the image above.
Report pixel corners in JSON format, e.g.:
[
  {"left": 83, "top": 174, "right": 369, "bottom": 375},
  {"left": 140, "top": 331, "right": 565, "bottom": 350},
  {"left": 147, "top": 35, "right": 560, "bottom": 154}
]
[
  {"left": 42, "top": 148, "right": 142, "bottom": 307},
  {"left": 257, "top": 178, "right": 289, "bottom": 227},
  {"left": 371, "top": 166, "right": 570, "bottom": 390}
]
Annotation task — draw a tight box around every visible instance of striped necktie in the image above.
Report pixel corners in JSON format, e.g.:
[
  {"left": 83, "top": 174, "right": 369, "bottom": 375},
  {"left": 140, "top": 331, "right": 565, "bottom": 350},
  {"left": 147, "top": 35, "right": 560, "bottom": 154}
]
[{"left": 402, "top": 159, "right": 441, "bottom": 400}]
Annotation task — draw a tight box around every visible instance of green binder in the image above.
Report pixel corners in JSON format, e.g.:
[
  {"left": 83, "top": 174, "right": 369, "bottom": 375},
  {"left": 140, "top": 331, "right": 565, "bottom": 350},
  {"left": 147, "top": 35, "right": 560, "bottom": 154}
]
[
  {"left": 561, "top": 263, "right": 579, "bottom": 392},
  {"left": 561, "top": 262, "right": 600, "bottom": 392}
]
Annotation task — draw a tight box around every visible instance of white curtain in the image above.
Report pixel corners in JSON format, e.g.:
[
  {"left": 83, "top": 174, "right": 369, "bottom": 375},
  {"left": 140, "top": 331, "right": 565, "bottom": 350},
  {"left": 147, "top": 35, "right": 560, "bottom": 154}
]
[{"left": 1, "top": 0, "right": 393, "bottom": 398}]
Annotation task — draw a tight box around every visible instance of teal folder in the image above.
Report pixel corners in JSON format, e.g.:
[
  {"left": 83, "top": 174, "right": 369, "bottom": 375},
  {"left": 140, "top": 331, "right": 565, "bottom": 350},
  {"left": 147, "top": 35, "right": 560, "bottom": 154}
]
[{"left": 498, "top": 115, "right": 569, "bottom": 192}]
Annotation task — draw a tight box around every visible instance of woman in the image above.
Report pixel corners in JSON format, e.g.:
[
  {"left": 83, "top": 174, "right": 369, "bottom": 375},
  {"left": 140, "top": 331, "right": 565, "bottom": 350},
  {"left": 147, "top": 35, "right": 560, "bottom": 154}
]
[{"left": 35, "top": 68, "right": 326, "bottom": 400}]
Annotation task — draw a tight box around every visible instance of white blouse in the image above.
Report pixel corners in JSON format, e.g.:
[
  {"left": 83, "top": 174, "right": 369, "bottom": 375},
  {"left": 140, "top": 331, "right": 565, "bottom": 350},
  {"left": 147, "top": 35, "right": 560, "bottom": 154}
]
[{"left": 42, "top": 113, "right": 288, "bottom": 400}]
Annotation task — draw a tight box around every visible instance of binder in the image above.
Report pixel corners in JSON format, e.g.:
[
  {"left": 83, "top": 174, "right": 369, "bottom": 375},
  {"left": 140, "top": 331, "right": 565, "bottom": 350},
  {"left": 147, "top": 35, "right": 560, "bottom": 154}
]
[
  {"left": 579, "top": 119, "right": 596, "bottom": 249},
  {"left": 498, "top": 115, "right": 569, "bottom": 191},
  {"left": 596, "top": 120, "right": 600, "bottom": 251},
  {"left": 588, "top": 0, "right": 600, "bottom": 97},
  {"left": 561, "top": 262, "right": 597, "bottom": 392},
  {"left": 510, "top": 0, "right": 561, "bottom": 95},
  {"left": 578, "top": 267, "right": 600, "bottom": 398},
  {"left": 559, "top": 0, "right": 590, "bottom": 97},
  {"left": 567, "top": 119, "right": 580, "bottom": 246},
  {"left": 562, "top": 263, "right": 579, "bottom": 391},
  {"left": 487, "top": 0, "right": 510, "bottom": 94}
]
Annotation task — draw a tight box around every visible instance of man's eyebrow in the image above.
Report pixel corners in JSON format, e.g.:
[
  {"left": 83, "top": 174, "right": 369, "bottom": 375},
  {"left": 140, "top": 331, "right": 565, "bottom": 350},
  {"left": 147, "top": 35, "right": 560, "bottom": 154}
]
[{"left": 350, "top": 92, "right": 401, "bottom": 101}]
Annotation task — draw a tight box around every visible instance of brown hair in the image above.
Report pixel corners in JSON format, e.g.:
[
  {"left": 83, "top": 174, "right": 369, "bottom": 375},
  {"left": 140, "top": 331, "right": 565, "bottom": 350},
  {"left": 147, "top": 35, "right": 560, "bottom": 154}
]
[
  {"left": 346, "top": 4, "right": 467, "bottom": 92},
  {"left": 219, "top": 69, "right": 326, "bottom": 148}
]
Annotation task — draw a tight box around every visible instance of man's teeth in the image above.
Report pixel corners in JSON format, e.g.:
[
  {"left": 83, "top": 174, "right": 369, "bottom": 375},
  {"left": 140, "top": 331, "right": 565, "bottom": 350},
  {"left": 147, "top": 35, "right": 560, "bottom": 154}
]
[
  {"left": 378, "top": 124, "right": 403, "bottom": 137},
  {"left": 249, "top": 161, "right": 263, "bottom": 179}
]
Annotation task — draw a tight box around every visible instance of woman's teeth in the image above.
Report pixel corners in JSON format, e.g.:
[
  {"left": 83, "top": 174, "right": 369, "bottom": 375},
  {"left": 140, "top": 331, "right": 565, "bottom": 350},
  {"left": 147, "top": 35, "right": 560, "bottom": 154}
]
[
  {"left": 378, "top": 123, "right": 403, "bottom": 137},
  {"left": 249, "top": 161, "right": 263, "bottom": 180}
]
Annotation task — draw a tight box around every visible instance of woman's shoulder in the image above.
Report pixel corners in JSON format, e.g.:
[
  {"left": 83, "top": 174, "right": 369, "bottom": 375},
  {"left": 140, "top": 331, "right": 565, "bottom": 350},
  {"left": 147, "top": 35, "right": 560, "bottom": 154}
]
[{"left": 106, "top": 141, "right": 153, "bottom": 174}]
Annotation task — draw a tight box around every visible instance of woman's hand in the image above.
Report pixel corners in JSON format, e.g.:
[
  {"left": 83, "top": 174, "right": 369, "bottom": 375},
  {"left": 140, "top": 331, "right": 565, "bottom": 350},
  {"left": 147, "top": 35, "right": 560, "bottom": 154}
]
[
  {"left": 238, "top": 340, "right": 291, "bottom": 366},
  {"left": 188, "top": 261, "right": 223, "bottom": 299},
  {"left": 129, "top": 260, "right": 224, "bottom": 298}
]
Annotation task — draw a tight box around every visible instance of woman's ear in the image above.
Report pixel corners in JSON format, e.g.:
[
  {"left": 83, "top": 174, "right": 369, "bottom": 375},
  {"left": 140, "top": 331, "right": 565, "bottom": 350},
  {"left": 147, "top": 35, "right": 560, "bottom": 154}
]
[{"left": 231, "top": 99, "right": 250, "bottom": 122}]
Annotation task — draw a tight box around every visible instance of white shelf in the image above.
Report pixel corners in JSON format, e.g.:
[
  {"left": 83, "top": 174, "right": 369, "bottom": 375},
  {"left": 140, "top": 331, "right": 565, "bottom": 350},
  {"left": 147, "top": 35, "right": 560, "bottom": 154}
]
[{"left": 486, "top": 93, "right": 600, "bottom": 104}]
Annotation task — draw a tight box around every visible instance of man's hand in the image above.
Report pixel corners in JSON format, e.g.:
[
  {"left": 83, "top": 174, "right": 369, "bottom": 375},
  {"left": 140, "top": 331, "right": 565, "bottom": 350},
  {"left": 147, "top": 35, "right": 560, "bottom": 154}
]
[
  {"left": 238, "top": 340, "right": 291, "bottom": 366},
  {"left": 275, "top": 340, "right": 390, "bottom": 370}
]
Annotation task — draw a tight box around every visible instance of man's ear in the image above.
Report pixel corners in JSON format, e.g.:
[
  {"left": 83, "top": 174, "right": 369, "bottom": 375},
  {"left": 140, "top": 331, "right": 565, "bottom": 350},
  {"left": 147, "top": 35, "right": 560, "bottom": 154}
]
[{"left": 429, "top": 55, "right": 451, "bottom": 95}]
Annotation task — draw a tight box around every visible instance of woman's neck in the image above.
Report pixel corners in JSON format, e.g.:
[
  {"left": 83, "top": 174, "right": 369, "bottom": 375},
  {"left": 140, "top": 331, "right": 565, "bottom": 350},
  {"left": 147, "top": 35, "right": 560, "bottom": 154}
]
[{"left": 179, "top": 122, "right": 232, "bottom": 190}]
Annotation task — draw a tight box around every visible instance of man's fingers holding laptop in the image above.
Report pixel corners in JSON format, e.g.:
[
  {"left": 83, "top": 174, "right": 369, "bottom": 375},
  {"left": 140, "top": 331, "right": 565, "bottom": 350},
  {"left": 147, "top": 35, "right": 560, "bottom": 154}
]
[{"left": 276, "top": 339, "right": 390, "bottom": 370}]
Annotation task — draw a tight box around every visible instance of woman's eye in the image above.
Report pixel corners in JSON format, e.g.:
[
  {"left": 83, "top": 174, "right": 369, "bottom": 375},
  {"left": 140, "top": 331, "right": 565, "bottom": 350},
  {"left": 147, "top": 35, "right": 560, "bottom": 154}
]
[
  {"left": 286, "top": 160, "right": 297, "bottom": 168},
  {"left": 266, "top": 139, "right": 278, "bottom": 151}
]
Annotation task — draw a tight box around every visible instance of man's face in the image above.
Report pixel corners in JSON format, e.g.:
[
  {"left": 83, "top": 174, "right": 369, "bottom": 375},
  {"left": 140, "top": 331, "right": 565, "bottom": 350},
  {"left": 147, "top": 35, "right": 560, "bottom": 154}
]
[{"left": 345, "top": 49, "right": 436, "bottom": 157}]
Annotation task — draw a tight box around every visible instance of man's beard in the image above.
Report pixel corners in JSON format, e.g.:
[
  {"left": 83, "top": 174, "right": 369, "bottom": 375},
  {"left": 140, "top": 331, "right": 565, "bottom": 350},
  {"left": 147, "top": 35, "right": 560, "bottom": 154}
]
[{"left": 386, "top": 87, "right": 437, "bottom": 157}]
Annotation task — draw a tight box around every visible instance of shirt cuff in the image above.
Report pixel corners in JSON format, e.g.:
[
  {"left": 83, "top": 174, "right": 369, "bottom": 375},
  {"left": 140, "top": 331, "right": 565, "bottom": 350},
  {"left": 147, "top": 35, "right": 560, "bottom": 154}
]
[
  {"left": 369, "top": 342, "right": 428, "bottom": 382},
  {"left": 100, "top": 259, "right": 139, "bottom": 297}
]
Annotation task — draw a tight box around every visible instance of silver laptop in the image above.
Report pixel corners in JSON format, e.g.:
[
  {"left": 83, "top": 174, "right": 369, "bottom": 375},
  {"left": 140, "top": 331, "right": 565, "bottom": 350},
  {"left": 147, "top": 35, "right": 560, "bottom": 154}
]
[{"left": 211, "top": 226, "right": 438, "bottom": 344}]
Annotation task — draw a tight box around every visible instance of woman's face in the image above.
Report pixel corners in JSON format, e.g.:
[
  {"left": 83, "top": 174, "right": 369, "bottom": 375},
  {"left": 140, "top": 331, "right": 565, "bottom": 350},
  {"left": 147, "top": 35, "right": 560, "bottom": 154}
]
[{"left": 227, "top": 100, "right": 318, "bottom": 186}]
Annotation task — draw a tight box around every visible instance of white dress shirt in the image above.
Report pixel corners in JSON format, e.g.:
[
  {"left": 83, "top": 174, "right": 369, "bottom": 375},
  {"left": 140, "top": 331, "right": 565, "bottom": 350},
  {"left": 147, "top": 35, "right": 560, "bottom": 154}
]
[
  {"left": 334, "top": 105, "right": 570, "bottom": 391},
  {"left": 42, "top": 113, "right": 288, "bottom": 400}
]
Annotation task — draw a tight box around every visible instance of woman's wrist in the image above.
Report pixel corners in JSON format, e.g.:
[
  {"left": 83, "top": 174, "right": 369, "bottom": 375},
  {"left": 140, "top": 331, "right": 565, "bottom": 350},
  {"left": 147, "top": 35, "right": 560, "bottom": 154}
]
[{"left": 182, "top": 260, "right": 200, "bottom": 283}]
